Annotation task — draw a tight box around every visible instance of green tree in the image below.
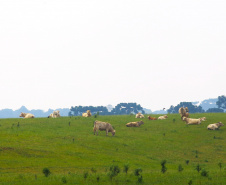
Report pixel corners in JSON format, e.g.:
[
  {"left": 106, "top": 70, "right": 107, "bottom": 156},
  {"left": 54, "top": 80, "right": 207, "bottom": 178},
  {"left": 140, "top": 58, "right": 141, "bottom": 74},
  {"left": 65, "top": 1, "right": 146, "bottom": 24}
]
[
  {"left": 167, "top": 102, "right": 204, "bottom": 114},
  {"left": 206, "top": 108, "right": 224, "bottom": 113},
  {"left": 216, "top": 95, "right": 226, "bottom": 109}
]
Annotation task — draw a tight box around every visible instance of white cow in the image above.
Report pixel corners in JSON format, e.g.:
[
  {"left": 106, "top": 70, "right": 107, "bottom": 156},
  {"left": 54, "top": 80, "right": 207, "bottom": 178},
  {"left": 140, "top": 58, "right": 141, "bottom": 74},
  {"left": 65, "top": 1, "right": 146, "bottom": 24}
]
[{"left": 19, "top": 112, "right": 35, "bottom": 118}]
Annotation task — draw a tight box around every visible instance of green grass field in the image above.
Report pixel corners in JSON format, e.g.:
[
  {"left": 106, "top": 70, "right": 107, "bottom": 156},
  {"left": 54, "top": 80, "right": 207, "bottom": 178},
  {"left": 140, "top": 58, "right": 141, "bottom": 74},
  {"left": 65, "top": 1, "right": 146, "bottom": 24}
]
[{"left": 0, "top": 113, "right": 225, "bottom": 184}]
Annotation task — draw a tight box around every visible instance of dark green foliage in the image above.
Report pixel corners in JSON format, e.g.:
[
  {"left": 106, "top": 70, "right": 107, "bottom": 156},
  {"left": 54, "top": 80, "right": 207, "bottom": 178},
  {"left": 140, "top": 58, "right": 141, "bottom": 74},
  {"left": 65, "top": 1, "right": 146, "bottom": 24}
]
[
  {"left": 111, "top": 103, "right": 145, "bottom": 115},
  {"left": 61, "top": 176, "right": 67, "bottom": 184},
  {"left": 188, "top": 180, "right": 193, "bottom": 185},
  {"left": 201, "top": 169, "right": 208, "bottom": 177},
  {"left": 96, "top": 175, "right": 100, "bottom": 182},
  {"left": 216, "top": 95, "right": 226, "bottom": 109},
  {"left": 173, "top": 118, "right": 176, "bottom": 123},
  {"left": 178, "top": 164, "right": 183, "bottom": 172},
  {"left": 123, "top": 164, "right": 129, "bottom": 174},
  {"left": 137, "top": 175, "right": 143, "bottom": 183},
  {"left": 206, "top": 108, "right": 224, "bottom": 113},
  {"left": 195, "top": 164, "right": 201, "bottom": 173},
  {"left": 83, "top": 171, "right": 88, "bottom": 180},
  {"left": 108, "top": 165, "right": 120, "bottom": 180},
  {"left": 161, "top": 160, "right": 167, "bottom": 174},
  {"left": 167, "top": 102, "right": 205, "bottom": 113},
  {"left": 218, "top": 162, "right": 222, "bottom": 170},
  {"left": 134, "top": 168, "right": 142, "bottom": 176},
  {"left": 42, "top": 168, "right": 51, "bottom": 177},
  {"left": 185, "top": 160, "right": 190, "bottom": 165},
  {"left": 91, "top": 168, "right": 97, "bottom": 173},
  {"left": 69, "top": 105, "right": 109, "bottom": 116}
]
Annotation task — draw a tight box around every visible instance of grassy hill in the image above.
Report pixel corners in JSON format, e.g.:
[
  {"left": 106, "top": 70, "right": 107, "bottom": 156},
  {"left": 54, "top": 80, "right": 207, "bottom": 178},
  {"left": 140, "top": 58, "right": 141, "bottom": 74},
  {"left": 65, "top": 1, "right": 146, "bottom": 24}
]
[{"left": 0, "top": 113, "right": 225, "bottom": 184}]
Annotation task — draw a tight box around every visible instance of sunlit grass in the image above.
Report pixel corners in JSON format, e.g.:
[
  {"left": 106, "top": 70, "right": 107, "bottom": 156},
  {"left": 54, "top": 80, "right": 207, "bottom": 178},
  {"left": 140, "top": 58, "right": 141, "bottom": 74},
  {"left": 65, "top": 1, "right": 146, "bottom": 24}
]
[{"left": 0, "top": 113, "right": 225, "bottom": 184}]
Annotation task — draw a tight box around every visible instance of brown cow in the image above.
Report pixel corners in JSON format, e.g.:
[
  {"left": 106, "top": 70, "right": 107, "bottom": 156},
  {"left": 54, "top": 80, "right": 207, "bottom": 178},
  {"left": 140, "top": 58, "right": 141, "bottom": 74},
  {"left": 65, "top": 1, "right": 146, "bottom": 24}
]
[
  {"left": 148, "top": 116, "right": 157, "bottom": 120},
  {"left": 93, "top": 120, "right": 115, "bottom": 136},
  {"left": 126, "top": 121, "right": 144, "bottom": 127}
]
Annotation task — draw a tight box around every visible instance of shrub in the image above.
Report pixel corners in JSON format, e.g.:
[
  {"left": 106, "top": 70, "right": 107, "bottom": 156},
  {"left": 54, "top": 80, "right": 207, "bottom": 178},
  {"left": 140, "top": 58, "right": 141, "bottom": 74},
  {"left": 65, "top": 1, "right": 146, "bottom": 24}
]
[
  {"left": 83, "top": 171, "right": 89, "bottom": 180},
  {"left": 188, "top": 180, "right": 193, "bottom": 185},
  {"left": 195, "top": 164, "right": 201, "bottom": 173},
  {"left": 134, "top": 168, "right": 142, "bottom": 176},
  {"left": 61, "top": 176, "right": 67, "bottom": 184},
  {"left": 123, "top": 164, "right": 129, "bottom": 174},
  {"left": 218, "top": 162, "right": 222, "bottom": 170},
  {"left": 185, "top": 160, "right": 190, "bottom": 165},
  {"left": 42, "top": 168, "right": 51, "bottom": 177},
  {"left": 96, "top": 175, "right": 100, "bottom": 182},
  {"left": 108, "top": 165, "right": 120, "bottom": 180},
  {"left": 91, "top": 168, "right": 97, "bottom": 173},
  {"left": 137, "top": 175, "right": 143, "bottom": 183},
  {"left": 161, "top": 160, "right": 167, "bottom": 174},
  {"left": 201, "top": 169, "right": 208, "bottom": 177},
  {"left": 178, "top": 164, "right": 183, "bottom": 172}
]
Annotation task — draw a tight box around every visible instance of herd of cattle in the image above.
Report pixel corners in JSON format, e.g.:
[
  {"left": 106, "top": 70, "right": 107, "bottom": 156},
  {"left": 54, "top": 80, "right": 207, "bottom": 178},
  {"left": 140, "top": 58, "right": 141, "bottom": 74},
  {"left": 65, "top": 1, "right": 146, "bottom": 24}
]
[{"left": 19, "top": 107, "right": 224, "bottom": 136}]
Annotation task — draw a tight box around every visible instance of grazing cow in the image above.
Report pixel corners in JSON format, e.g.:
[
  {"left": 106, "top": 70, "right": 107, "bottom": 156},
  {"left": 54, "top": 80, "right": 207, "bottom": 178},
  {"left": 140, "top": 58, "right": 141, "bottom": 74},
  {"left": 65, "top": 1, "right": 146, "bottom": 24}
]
[
  {"left": 48, "top": 110, "right": 60, "bottom": 118},
  {"left": 182, "top": 117, "right": 201, "bottom": 125},
  {"left": 207, "top": 122, "right": 224, "bottom": 130},
  {"left": 158, "top": 115, "right": 168, "bottom": 120},
  {"left": 148, "top": 116, "right": 157, "bottom": 120},
  {"left": 19, "top": 112, "right": 35, "bottom": 118},
  {"left": 135, "top": 112, "right": 144, "bottom": 118},
  {"left": 200, "top": 117, "right": 206, "bottom": 121},
  {"left": 93, "top": 120, "right": 115, "bottom": 136},
  {"left": 126, "top": 121, "right": 144, "bottom": 127},
  {"left": 179, "top": 107, "right": 189, "bottom": 119},
  {"left": 82, "top": 110, "right": 92, "bottom": 117}
]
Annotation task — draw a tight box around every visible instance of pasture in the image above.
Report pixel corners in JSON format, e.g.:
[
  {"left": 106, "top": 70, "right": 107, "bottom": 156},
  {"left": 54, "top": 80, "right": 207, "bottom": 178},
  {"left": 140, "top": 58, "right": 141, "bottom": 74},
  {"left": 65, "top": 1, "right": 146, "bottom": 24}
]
[{"left": 0, "top": 113, "right": 225, "bottom": 184}]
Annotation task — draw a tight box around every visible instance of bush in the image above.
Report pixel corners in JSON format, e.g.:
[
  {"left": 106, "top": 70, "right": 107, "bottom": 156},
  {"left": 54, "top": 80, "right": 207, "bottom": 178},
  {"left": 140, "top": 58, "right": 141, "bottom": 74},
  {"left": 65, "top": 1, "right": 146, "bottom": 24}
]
[
  {"left": 195, "top": 164, "right": 201, "bottom": 173},
  {"left": 42, "top": 168, "right": 51, "bottom": 177},
  {"left": 185, "top": 160, "right": 190, "bottom": 165},
  {"left": 123, "top": 164, "right": 129, "bottom": 174},
  {"left": 137, "top": 175, "right": 143, "bottom": 183},
  {"left": 161, "top": 160, "right": 167, "bottom": 174},
  {"left": 134, "top": 168, "right": 142, "bottom": 176},
  {"left": 178, "top": 164, "right": 183, "bottom": 172},
  {"left": 83, "top": 171, "right": 89, "bottom": 180},
  {"left": 108, "top": 165, "right": 120, "bottom": 180},
  {"left": 61, "top": 176, "right": 67, "bottom": 184},
  {"left": 201, "top": 169, "right": 208, "bottom": 177}
]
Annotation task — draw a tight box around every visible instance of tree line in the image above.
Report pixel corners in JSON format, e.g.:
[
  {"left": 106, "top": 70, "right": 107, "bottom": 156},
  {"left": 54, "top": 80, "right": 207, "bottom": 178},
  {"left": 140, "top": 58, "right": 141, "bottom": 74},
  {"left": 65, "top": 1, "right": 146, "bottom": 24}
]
[
  {"left": 69, "top": 96, "right": 226, "bottom": 116},
  {"left": 69, "top": 103, "right": 145, "bottom": 116}
]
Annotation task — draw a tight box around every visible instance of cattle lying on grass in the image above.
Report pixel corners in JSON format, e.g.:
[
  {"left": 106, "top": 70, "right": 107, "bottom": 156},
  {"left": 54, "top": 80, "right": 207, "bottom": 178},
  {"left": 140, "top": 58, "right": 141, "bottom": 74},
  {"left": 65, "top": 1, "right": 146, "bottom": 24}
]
[
  {"left": 200, "top": 117, "right": 206, "bottom": 121},
  {"left": 135, "top": 112, "right": 144, "bottom": 118},
  {"left": 126, "top": 121, "right": 144, "bottom": 127},
  {"left": 158, "top": 115, "right": 168, "bottom": 120},
  {"left": 82, "top": 110, "right": 92, "bottom": 117},
  {"left": 48, "top": 110, "right": 60, "bottom": 118},
  {"left": 19, "top": 112, "right": 35, "bottom": 118},
  {"left": 93, "top": 120, "right": 115, "bottom": 136},
  {"left": 182, "top": 117, "right": 201, "bottom": 125},
  {"left": 148, "top": 116, "right": 157, "bottom": 120},
  {"left": 207, "top": 122, "right": 224, "bottom": 130}
]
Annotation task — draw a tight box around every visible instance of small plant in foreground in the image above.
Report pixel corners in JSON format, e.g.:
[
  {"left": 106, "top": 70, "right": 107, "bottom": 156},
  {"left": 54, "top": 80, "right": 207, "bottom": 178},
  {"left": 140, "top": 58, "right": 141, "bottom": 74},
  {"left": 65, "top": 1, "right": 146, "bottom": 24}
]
[
  {"left": 218, "top": 162, "right": 222, "bottom": 171},
  {"left": 185, "top": 160, "right": 190, "bottom": 165},
  {"left": 195, "top": 164, "right": 201, "bottom": 173},
  {"left": 161, "top": 160, "right": 167, "bottom": 174},
  {"left": 96, "top": 175, "right": 100, "bottom": 182},
  {"left": 178, "top": 164, "right": 183, "bottom": 172},
  {"left": 201, "top": 169, "right": 208, "bottom": 177},
  {"left": 61, "top": 176, "right": 67, "bottom": 184},
  {"left": 188, "top": 179, "right": 193, "bottom": 185},
  {"left": 42, "top": 168, "right": 51, "bottom": 177},
  {"left": 83, "top": 171, "right": 89, "bottom": 180},
  {"left": 108, "top": 165, "right": 120, "bottom": 181},
  {"left": 134, "top": 168, "right": 142, "bottom": 176},
  {"left": 123, "top": 164, "right": 129, "bottom": 174},
  {"left": 91, "top": 167, "right": 97, "bottom": 173},
  {"left": 173, "top": 118, "right": 176, "bottom": 123},
  {"left": 137, "top": 175, "right": 143, "bottom": 183}
]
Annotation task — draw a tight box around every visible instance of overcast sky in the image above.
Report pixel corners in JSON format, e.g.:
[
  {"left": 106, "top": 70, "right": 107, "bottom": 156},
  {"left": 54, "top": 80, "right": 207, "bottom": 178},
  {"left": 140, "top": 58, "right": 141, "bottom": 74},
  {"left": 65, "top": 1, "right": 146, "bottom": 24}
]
[{"left": 0, "top": 0, "right": 225, "bottom": 111}]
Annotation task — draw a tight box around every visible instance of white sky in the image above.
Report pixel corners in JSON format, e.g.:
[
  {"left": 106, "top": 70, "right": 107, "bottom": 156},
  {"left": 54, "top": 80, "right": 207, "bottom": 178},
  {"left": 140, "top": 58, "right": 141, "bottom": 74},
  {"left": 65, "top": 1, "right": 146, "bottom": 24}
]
[{"left": 0, "top": 0, "right": 225, "bottom": 111}]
